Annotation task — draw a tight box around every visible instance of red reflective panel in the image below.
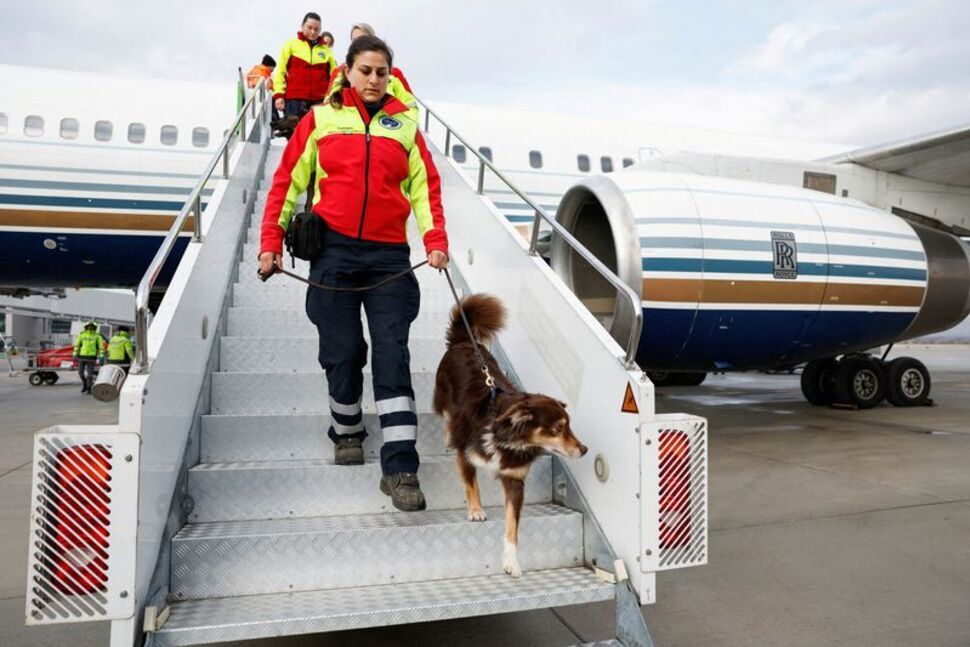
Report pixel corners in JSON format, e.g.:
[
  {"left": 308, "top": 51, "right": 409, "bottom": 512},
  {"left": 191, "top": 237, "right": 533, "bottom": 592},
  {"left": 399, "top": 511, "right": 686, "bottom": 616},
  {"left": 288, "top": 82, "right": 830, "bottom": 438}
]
[{"left": 658, "top": 430, "right": 690, "bottom": 550}]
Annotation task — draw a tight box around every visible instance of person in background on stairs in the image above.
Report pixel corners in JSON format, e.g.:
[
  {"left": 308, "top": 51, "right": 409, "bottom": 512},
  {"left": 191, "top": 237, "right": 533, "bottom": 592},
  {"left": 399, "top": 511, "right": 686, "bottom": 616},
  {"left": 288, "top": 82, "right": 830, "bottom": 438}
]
[
  {"left": 326, "top": 22, "right": 416, "bottom": 112},
  {"left": 272, "top": 12, "right": 338, "bottom": 122},
  {"left": 259, "top": 35, "right": 449, "bottom": 512}
]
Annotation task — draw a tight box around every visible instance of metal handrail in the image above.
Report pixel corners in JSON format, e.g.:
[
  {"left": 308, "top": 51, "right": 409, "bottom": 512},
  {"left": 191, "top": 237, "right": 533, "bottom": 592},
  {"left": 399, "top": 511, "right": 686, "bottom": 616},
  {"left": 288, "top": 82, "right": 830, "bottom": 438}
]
[
  {"left": 415, "top": 98, "right": 644, "bottom": 368},
  {"left": 131, "top": 80, "right": 273, "bottom": 374}
]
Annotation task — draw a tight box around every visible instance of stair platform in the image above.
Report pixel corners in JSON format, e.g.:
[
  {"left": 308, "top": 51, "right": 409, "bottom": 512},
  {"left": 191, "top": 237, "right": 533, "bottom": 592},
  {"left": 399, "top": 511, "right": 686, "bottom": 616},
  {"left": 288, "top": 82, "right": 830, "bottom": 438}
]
[{"left": 155, "top": 568, "right": 614, "bottom": 646}]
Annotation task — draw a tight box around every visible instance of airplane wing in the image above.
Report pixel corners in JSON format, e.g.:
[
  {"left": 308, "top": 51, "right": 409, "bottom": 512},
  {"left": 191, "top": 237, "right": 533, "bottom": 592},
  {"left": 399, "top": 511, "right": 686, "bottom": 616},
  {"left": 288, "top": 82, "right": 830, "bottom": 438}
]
[{"left": 821, "top": 123, "right": 970, "bottom": 187}]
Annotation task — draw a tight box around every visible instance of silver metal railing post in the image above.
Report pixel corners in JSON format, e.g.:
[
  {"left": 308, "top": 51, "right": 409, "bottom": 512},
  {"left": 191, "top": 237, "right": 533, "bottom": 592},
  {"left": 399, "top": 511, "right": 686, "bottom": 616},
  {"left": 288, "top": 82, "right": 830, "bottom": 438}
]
[
  {"left": 192, "top": 194, "right": 202, "bottom": 242},
  {"left": 412, "top": 95, "right": 644, "bottom": 368}
]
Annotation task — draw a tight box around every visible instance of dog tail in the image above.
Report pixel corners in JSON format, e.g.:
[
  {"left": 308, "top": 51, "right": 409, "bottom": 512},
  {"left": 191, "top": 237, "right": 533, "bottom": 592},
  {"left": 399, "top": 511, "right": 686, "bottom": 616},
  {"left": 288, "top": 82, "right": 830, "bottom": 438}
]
[{"left": 446, "top": 294, "right": 507, "bottom": 348}]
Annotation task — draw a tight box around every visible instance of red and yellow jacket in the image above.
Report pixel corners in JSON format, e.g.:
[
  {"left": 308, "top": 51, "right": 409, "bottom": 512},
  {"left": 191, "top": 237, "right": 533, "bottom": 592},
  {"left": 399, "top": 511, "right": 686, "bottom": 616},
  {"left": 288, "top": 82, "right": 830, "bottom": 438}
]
[
  {"left": 272, "top": 33, "right": 337, "bottom": 102},
  {"left": 261, "top": 88, "right": 447, "bottom": 257}
]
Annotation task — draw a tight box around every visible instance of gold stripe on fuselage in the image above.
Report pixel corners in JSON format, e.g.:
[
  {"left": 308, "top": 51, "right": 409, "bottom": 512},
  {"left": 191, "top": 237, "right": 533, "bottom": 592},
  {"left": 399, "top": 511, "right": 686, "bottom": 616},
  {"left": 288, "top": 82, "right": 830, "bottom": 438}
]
[
  {"left": 0, "top": 208, "right": 193, "bottom": 232},
  {"left": 643, "top": 278, "right": 925, "bottom": 308}
]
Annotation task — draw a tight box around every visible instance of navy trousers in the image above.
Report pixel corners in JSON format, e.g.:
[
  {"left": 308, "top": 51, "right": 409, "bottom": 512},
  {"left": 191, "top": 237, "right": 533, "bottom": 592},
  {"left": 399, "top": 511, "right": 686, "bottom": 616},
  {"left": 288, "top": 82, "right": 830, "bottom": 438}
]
[{"left": 305, "top": 228, "right": 421, "bottom": 475}]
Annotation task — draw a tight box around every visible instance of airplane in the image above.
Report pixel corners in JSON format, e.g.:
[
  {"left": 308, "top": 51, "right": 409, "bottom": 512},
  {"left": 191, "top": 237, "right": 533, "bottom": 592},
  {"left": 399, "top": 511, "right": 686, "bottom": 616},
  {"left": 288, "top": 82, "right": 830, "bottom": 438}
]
[{"left": 2, "top": 62, "right": 969, "bottom": 409}]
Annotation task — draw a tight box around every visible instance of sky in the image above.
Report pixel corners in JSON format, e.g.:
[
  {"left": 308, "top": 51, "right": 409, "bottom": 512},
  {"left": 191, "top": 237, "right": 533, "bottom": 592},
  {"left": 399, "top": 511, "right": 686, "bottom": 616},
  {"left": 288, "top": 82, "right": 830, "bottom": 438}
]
[{"left": 1, "top": 0, "right": 968, "bottom": 146}]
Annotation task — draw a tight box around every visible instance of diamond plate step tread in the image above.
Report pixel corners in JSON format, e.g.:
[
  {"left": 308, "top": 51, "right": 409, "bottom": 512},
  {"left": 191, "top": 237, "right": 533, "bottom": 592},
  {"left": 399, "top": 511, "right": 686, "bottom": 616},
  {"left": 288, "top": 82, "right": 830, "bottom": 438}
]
[
  {"left": 200, "top": 413, "right": 449, "bottom": 462},
  {"left": 226, "top": 307, "right": 449, "bottom": 339},
  {"left": 187, "top": 454, "right": 553, "bottom": 522},
  {"left": 171, "top": 503, "right": 583, "bottom": 599},
  {"left": 219, "top": 337, "right": 445, "bottom": 373},
  {"left": 209, "top": 371, "right": 436, "bottom": 415},
  {"left": 154, "top": 568, "right": 614, "bottom": 646}
]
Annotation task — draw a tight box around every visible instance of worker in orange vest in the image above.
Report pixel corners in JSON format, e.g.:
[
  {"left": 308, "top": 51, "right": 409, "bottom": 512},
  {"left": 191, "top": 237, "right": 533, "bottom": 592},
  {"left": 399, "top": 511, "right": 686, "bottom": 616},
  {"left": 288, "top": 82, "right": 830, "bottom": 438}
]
[{"left": 247, "top": 55, "right": 276, "bottom": 89}]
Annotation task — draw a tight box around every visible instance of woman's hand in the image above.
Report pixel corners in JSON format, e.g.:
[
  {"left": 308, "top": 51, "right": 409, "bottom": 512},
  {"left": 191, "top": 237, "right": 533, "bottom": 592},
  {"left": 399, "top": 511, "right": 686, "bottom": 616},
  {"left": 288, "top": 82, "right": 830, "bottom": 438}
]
[
  {"left": 274, "top": 98, "right": 285, "bottom": 111},
  {"left": 427, "top": 250, "right": 449, "bottom": 270},
  {"left": 258, "top": 252, "right": 282, "bottom": 279}
]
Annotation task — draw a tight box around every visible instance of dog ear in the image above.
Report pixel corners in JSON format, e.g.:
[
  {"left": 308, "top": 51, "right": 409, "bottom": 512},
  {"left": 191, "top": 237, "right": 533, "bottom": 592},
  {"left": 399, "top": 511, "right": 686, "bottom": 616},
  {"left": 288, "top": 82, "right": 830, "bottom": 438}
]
[{"left": 496, "top": 403, "right": 533, "bottom": 429}]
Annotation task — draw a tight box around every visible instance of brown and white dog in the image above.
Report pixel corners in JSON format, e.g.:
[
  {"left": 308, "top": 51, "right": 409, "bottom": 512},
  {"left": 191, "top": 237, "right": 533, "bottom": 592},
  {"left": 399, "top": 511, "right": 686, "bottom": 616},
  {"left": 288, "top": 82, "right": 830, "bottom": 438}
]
[{"left": 433, "top": 294, "right": 588, "bottom": 578}]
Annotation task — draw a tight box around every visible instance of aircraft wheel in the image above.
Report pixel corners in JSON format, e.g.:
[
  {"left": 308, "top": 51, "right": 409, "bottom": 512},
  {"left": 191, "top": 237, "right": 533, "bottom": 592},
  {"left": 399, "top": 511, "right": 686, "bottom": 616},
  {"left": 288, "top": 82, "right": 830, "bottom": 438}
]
[
  {"left": 646, "top": 371, "right": 677, "bottom": 387},
  {"left": 832, "top": 356, "right": 886, "bottom": 409},
  {"left": 885, "top": 357, "right": 931, "bottom": 407},
  {"left": 800, "top": 358, "right": 837, "bottom": 405},
  {"left": 679, "top": 372, "right": 707, "bottom": 386},
  {"left": 28, "top": 372, "right": 44, "bottom": 386},
  {"left": 43, "top": 372, "right": 59, "bottom": 385}
]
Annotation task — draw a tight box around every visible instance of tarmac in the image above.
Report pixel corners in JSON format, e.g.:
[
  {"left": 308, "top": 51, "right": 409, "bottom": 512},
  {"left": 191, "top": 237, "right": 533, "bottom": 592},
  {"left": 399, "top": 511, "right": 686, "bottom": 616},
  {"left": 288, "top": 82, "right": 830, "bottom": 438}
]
[{"left": 1, "top": 344, "right": 969, "bottom": 646}]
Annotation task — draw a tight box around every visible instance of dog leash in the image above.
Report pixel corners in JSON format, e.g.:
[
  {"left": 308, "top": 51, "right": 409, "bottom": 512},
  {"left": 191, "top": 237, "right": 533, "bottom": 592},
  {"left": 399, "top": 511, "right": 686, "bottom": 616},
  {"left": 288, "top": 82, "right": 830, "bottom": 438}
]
[
  {"left": 441, "top": 267, "right": 502, "bottom": 410},
  {"left": 260, "top": 259, "right": 501, "bottom": 408},
  {"left": 258, "top": 261, "right": 427, "bottom": 292}
]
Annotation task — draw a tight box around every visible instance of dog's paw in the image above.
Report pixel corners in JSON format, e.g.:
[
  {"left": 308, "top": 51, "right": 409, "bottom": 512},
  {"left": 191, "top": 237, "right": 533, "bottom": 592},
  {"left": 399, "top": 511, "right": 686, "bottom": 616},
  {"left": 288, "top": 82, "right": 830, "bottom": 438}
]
[
  {"left": 502, "top": 540, "right": 522, "bottom": 578},
  {"left": 503, "top": 557, "right": 523, "bottom": 578},
  {"left": 467, "top": 508, "right": 487, "bottom": 522}
]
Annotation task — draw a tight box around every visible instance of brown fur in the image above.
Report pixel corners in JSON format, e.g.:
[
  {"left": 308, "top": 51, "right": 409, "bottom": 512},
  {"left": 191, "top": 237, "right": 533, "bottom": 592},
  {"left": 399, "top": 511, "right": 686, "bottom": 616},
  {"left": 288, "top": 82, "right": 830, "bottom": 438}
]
[{"left": 433, "top": 294, "right": 588, "bottom": 578}]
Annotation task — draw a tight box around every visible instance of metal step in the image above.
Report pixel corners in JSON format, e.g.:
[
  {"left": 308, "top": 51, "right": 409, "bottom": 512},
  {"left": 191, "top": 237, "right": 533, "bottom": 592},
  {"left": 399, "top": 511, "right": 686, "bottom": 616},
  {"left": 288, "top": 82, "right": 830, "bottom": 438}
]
[
  {"left": 187, "top": 454, "right": 553, "bottom": 522},
  {"left": 225, "top": 307, "right": 449, "bottom": 339},
  {"left": 171, "top": 503, "right": 582, "bottom": 599},
  {"left": 209, "top": 370, "right": 436, "bottom": 415},
  {"left": 219, "top": 336, "right": 445, "bottom": 373},
  {"left": 200, "top": 413, "right": 449, "bottom": 462},
  {"left": 231, "top": 279, "right": 458, "bottom": 309},
  {"left": 154, "top": 567, "right": 613, "bottom": 646}
]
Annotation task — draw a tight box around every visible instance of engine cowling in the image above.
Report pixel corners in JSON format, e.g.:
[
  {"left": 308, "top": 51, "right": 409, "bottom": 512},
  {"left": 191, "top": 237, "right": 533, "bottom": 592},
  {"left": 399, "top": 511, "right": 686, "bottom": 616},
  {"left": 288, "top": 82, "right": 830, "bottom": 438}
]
[{"left": 550, "top": 172, "right": 970, "bottom": 371}]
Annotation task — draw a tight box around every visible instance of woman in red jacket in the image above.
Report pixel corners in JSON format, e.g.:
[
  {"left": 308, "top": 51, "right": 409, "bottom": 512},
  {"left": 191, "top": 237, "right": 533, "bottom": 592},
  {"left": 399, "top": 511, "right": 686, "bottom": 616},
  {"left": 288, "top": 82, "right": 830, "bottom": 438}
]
[{"left": 259, "top": 35, "right": 448, "bottom": 512}]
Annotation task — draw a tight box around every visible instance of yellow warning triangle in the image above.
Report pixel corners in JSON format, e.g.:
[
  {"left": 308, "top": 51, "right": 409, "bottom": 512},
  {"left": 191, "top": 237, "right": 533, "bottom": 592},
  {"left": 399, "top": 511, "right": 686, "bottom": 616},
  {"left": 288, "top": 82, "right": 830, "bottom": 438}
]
[{"left": 621, "top": 383, "right": 639, "bottom": 414}]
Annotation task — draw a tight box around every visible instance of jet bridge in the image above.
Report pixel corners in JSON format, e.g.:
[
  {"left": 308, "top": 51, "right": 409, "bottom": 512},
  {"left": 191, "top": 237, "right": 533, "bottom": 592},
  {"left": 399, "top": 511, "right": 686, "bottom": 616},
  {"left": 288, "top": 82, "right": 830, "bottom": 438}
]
[{"left": 24, "top": 83, "right": 707, "bottom": 646}]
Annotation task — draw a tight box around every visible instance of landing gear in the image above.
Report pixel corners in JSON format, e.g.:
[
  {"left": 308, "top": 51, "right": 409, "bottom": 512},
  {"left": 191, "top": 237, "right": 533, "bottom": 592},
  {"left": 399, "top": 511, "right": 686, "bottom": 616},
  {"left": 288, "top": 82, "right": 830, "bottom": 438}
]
[
  {"left": 646, "top": 371, "right": 707, "bottom": 387},
  {"left": 884, "top": 357, "right": 931, "bottom": 407},
  {"left": 801, "top": 354, "right": 931, "bottom": 408}
]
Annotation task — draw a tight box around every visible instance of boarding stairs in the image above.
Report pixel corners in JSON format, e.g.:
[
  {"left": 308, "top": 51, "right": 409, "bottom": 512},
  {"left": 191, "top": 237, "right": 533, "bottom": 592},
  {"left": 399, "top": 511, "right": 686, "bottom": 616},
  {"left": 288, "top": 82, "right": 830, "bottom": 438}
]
[
  {"left": 149, "top": 176, "right": 613, "bottom": 644},
  {"left": 25, "top": 84, "right": 707, "bottom": 647}
]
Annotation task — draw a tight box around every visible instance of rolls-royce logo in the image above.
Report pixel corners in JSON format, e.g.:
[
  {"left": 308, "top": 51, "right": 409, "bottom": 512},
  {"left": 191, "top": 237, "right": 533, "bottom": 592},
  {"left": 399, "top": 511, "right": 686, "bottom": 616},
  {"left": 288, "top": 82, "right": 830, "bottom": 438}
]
[{"left": 771, "top": 231, "right": 798, "bottom": 279}]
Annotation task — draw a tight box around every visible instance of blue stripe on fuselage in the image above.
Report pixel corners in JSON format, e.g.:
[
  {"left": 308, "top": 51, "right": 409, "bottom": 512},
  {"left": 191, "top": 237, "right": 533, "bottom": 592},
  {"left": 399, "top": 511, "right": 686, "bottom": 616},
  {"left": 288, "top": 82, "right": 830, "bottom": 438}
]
[
  {"left": 0, "top": 230, "right": 188, "bottom": 288},
  {"left": 641, "top": 258, "right": 926, "bottom": 281},
  {"left": 639, "top": 306, "right": 916, "bottom": 371}
]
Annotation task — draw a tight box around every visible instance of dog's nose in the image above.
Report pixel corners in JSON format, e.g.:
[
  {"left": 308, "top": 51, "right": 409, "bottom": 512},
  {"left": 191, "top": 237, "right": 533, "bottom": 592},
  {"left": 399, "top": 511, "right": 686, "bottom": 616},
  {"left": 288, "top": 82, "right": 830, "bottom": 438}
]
[{"left": 579, "top": 443, "right": 588, "bottom": 457}]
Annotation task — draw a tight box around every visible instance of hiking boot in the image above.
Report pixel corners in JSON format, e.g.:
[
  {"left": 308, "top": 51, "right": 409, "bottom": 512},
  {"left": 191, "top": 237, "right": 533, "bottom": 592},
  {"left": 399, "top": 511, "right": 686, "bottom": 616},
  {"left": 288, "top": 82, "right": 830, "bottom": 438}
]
[
  {"left": 380, "top": 472, "right": 427, "bottom": 511},
  {"left": 334, "top": 437, "right": 364, "bottom": 465}
]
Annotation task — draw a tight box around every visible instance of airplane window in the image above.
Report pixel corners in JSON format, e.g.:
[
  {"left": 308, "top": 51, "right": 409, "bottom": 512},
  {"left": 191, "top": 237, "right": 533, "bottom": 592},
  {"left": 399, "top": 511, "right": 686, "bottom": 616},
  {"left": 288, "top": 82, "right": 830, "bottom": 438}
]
[
  {"left": 0, "top": 112, "right": 7, "bottom": 135},
  {"left": 478, "top": 146, "right": 493, "bottom": 162},
  {"left": 577, "top": 155, "right": 590, "bottom": 172},
  {"left": 451, "top": 144, "right": 466, "bottom": 163},
  {"left": 24, "top": 115, "right": 44, "bottom": 137},
  {"left": 529, "top": 150, "right": 543, "bottom": 169},
  {"left": 94, "top": 120, "right": 113, "bottom": 142},
  {"left": 59, "top": 118, "right": 79, "bottom": 140},
  {"left": 601, "top": 156, "right": 614, "bottom": 173},
  {"left": 128, "top": 122, "right": 146, "bottom": 144},
  {"left": 622, "top": 157, "right": 634, "bottom": 168},
  {"left": 160, "top": 125, "right": 178, "bottom": 145},
  {"left": 192, "top": 127, "right": 210, "bottom": 148}
]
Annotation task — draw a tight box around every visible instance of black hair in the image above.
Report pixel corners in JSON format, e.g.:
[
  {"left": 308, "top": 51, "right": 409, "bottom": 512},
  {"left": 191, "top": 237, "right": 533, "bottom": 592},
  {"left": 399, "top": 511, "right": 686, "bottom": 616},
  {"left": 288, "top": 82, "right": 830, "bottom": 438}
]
[
  {"left": 261, "top": 54, "right": 276, "bottom": 67},
  {"left": 302, "top": 12, "right": 321, "bottom": 24},
  {"left": 329, "top": 35, "right": 394, "bottom": 108},
  {"left": 321, "top": 30, "right": 334, "bottom": 43},
  {"left": 118, "top": 325, "right": 130, "bottom": 333}
]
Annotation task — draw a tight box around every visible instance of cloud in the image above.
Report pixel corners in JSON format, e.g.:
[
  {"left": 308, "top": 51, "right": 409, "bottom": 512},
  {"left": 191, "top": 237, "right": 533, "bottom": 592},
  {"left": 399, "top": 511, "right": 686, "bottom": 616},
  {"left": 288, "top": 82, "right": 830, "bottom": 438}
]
[{"left": 0, "top": 0, "right": 966, "bottom": 148}]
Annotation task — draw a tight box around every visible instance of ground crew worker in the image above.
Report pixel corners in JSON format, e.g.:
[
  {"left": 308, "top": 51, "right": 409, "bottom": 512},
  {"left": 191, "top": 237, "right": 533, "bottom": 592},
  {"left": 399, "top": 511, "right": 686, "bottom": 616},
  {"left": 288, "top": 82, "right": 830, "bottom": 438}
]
[
  {"left": 272, "top": 12, "right": 337, "bottom": 120},
  {"left": 107, "top": 325, "right": 135, "bottom": 374},
  {"left": 321, "top": 31, "right": 334, "bottom": 49},
  {"left": 247, "top": 54, "right": 276, "bottom": 89},
  {"left": 259, "top": 35, "right": 448, "bottom": 512},
  {"left": 73, "top": 322, "right": 104, "bottom": 393}
]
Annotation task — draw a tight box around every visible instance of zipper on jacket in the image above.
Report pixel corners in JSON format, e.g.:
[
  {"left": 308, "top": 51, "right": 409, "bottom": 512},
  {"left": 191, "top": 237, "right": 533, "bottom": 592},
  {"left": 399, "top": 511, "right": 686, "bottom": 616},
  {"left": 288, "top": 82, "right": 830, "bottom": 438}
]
[{"left": 357, "top": 124, "right": 372, "bottom": 239}]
